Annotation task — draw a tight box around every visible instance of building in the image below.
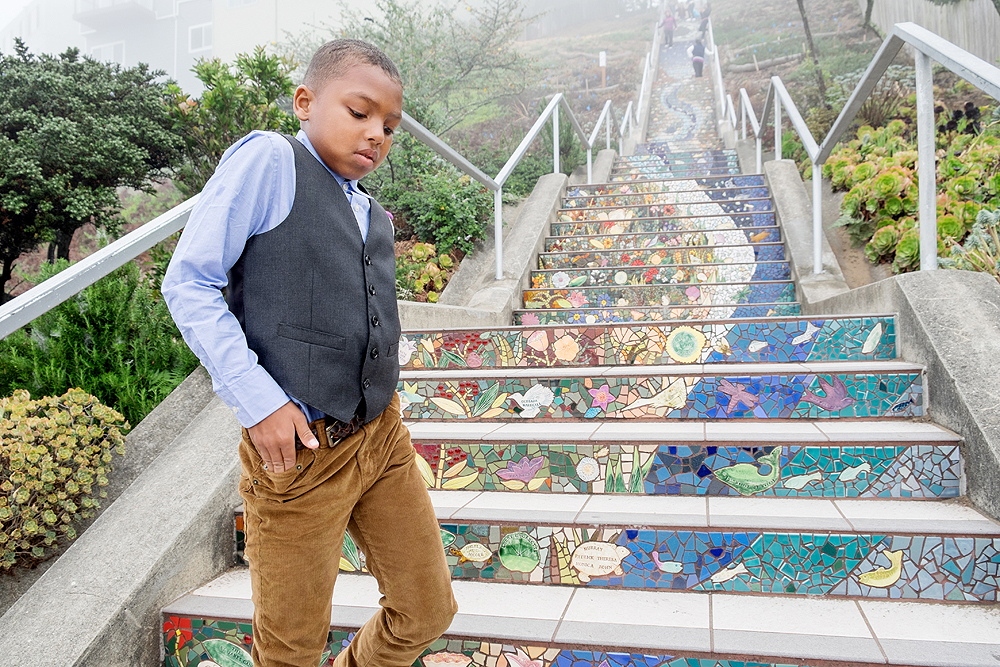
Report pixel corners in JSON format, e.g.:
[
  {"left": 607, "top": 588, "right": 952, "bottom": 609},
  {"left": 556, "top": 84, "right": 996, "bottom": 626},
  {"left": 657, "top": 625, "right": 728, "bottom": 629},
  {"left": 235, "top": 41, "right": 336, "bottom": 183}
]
[{"left": 0, "top": 0, "right": 87, "bottom": 56}]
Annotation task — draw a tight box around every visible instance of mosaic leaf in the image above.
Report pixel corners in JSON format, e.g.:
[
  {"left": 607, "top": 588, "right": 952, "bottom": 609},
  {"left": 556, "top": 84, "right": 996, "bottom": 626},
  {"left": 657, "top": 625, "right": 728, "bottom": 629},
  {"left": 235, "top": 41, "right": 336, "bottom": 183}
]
[
  {"left": 341, "top": 532, "right": 362, "bottom": 572},
  {"left": 499, "top": 532, "right": 541, "bottom": 573},
  {"left": 471, "top": 383, "right": 501, "bottom": 417},
  {"left": 439, "top": 350, "right": 468, "bottom": 368},
  {"left": 442, "top": 471, "right": 479, "bottom": 490},
  {"left": 203, "top": 639, "right": 253, "bottom": 667},
  {"left": 443, "top": 460, "right": 468, "bottom": 478},
  {"left": 415, "top": 454, "right": 436, "bottom": 488},
  {"left": 431, "top": 397, "right": 467, "bottom": 416},
  {"left": 441, "top": 530, "right": 457, "bottom": 549}
]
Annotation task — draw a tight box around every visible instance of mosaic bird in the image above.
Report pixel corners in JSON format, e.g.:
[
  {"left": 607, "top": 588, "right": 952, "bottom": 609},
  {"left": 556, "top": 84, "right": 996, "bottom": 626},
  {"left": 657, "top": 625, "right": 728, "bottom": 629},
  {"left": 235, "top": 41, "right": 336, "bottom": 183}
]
[
  {"left": 508, "top": 384, "right": 555, "bottom": 418},
  {"left": 801, "top": 376, "right": 855, "bottom": 412}
]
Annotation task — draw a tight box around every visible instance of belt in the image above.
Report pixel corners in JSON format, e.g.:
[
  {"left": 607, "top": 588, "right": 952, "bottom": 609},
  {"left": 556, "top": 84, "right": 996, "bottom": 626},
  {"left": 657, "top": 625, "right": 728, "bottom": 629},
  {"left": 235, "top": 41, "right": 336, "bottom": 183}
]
[{"left": 295, "top": 412, "right": 364, "bottom": 450}]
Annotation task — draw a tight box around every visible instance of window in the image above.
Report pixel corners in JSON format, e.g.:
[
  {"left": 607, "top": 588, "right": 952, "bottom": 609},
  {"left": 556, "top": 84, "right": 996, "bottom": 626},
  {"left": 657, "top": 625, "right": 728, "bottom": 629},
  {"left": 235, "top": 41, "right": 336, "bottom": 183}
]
[
  {"left": 228, "top": 0, "right": 258, "bottom": 7},
  {"left": 91, "top": 42, "right": 124, "bottom": 64},
  {"left": 189, "top": 23, "right": 212, "bottom": 52}
]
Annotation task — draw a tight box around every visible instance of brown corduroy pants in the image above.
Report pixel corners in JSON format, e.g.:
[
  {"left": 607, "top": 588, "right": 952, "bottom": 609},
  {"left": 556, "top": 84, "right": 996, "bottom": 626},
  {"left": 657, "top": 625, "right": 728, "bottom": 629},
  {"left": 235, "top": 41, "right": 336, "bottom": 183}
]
[{"left": 238, "top": 393, "right": 457, "bottom": 667}]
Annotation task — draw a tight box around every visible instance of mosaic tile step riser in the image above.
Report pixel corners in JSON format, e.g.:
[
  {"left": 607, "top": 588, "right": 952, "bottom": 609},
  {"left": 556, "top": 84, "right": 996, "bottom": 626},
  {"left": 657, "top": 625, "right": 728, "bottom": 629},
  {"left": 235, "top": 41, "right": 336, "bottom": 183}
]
[
  {"left": 563, "top": 189, "right": 769, "bottom": 209},
  {"left": 614, "top": 158, "right": 740, "bottom": 168},
  {"left": 399, "top": 317, "right": 896, "bottom": 369},
  {"left": 568, "top": 175, "right": 765, "bottom": 196},
  {"left": 164, "top": 620, "right": 819, "bottom": 667},
  {"left": 621, "top": 150, "right": 738, "bottom": 160},
  {"left": 610, "top": 165, "right": 741, "bottom": 175},
  {"left": 514, "top": 302, "right": 802, "bottom": 325},
  {"left": 548, "top": 220, "right": 780, "bottom": 242},
  {"left": 405, "top": 443, "right": 956, "bottom": 498},
  {"left": 530, "top": 263, "right": 791, "bottom": 289},
  {"left": 538, "top": 245, "right": 785, "bottom": 270},
  {"left": 233, "top": 521, "right": 998, "bottom": 602},
  {"left": 557, "top": 200, "right": 773, "bottom": 222},
  {"left": 399, "top": 371, "right": 922, "bottom": 421},
  {"left": 610, "top": 169, "right": 743, "bottom": 182},
  {"left": 542, "top": 237, "right": 784, "bottom": 258},
  {"left": 523, "top": 283, "right": 796, "bottom": 311}
]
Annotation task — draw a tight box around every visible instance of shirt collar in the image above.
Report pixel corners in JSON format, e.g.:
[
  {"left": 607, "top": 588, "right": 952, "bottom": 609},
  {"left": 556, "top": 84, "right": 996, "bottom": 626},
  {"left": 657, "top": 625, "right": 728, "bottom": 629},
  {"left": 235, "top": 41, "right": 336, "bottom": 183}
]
[{"left": 295, "top": 130, "right": 368, "bottom": 198}]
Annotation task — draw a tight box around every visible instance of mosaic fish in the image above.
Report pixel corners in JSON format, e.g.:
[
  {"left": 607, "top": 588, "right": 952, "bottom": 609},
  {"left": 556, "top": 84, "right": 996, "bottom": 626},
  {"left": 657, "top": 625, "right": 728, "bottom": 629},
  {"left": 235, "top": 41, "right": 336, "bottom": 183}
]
[
  {"left": 790, "top": 321, "right": 820, "bottom": 346},
  {"left": 801, "top": 376, "right": 855, "bottom": 412},
  {"left": 710, "top": 562, "right": 750, "bottom": 584},
  {"left": 508, "top": 385, "right": 555, "bottom": 418},
  {"left": 650, "top": 551, "right": 684, "bottom": 573},
  {"left": 838, "top": 462, "right": 872, "bottom": 482},
  {"left": 858, "top": 549, "right": 904, "bottom": 588},
  {"left": 450, "top": 542, "right": 492, "bottom": 565},
  {"left": 714, "top": 447, "right": 782, "bottom": 495},
  {"left": 782, "top": 470, "right": 821, "bottom": 489}
]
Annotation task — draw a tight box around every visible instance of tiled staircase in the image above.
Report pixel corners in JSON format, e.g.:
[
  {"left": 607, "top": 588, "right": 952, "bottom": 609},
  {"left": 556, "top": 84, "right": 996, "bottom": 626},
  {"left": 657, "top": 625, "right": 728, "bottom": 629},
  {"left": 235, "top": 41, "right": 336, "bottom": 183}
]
[{"left": 160, "top": 18, "right": 1000, "bottom": 667}]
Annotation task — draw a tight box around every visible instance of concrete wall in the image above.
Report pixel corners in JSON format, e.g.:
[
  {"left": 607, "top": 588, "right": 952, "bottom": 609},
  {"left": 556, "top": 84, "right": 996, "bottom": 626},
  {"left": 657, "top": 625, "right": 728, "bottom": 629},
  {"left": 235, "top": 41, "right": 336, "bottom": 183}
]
[
  {"left": 807, "top": 271, "right": 1000, "bottom": 522},
  {"left": 860, "top": 0, "right": 1000, "bottom": 66}
]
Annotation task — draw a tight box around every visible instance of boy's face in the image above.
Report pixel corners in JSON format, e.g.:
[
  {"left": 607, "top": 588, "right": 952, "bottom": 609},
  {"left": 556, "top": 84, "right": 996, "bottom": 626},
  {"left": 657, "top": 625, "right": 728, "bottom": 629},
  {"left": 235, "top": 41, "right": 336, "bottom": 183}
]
[{"left": 293, "top": 63, "right": 403, "bottom": 181}]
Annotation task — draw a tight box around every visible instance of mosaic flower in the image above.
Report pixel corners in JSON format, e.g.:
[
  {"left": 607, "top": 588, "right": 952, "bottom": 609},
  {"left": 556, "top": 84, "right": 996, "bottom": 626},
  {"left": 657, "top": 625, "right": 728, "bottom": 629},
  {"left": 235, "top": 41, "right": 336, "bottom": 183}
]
[
  {"left": 552, "top": 271, "right": 571, "bottom": 288},
  {"left": 553, "top": 335, "right": 580, "bottom": 361},
  {"left": 466, "top": 352, "right": 483, "bottom": 368},
  {"left": 568, "top": 291, "right": 587, "bottom": 307},
  {"left": 504, "top": 649, "right": 542, "bottom": 667},
  {"left": 527, "top": 330, "right": 549, "bottom": 351},
  {"left": 576, "top": 457, "right": 600, "bottom": 482},
  {"left": 596, "top": 293, "right": 613, "bottom": 308},
  {"left": 163, "top": 616, "right": 193, "bottom": 647},
  {"left": 588, "top": 384, "right": 614, "bottom": 410},
  {"left": 497, "top": 456, "right": 545, "bottom": 483},
  {"left": 520, "top": 313, "right": 540, "bottom": 326},
  {"left": 685, "top": 286, "right": 701, "bottom": 302},
  {"left": 398, "top": 336, "right": 417, "bottom": 365}
]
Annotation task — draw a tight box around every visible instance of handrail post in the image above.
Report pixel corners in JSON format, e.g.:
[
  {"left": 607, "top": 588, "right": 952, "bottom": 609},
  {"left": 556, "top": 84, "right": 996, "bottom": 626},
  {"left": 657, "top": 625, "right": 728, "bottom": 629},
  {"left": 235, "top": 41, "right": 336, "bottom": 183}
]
[
  {"left": 741, "top": 102, "right": 747, "bottom": 140},
  {"left": 756, "top": 137, "right": 762, "bottom": 174},
  {"left": 915, "top": 50, "right": 938, "bottom": 270},
  {"left": 606, "top": 112, "right": 611, "bottom": 150},
  {"left": 587, "top": 146, "right": 593, "bottom": 184},
  {"left": 775, "top": 95, "right": 782, "bottom": 160},
  {"left": 812, "top": 162, "right": 823, "bottom": 274},
  {"left": 553, "top": 104, "right": 560, "bottom": 174},
  {"left": 494, "top": 188, "right": 503, "bottom": 280}
]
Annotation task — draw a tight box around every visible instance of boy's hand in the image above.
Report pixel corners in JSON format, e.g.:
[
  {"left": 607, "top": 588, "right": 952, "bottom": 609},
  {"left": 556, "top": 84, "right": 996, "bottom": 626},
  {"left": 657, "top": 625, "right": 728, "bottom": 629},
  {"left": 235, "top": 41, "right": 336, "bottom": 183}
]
[{"left": 247, "top": 401, "right": 319, "bottom": 473}]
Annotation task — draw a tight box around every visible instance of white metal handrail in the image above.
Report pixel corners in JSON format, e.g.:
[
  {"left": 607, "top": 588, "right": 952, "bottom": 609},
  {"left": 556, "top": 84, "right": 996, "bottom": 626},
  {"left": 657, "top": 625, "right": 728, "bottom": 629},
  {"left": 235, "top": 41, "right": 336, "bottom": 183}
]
[{"left": 719, "top": 21, "right": 1000, "bottom": 275}]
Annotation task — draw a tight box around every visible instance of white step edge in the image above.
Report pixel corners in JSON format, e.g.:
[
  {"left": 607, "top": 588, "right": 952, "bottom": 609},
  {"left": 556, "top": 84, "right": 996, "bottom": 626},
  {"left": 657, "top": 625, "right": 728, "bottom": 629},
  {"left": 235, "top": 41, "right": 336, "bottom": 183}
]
[
  {"left": 400, "top": 361, "right": 924, "bottom": 380},
  {"left": 163, "top": 570, "right": 1000, "bottom": 667},
  {"left": 404, "top": 420, "right": 962, "bottom": 443},
  {"left": 417, "top": 490, "right": 999, "bottom": 534}
]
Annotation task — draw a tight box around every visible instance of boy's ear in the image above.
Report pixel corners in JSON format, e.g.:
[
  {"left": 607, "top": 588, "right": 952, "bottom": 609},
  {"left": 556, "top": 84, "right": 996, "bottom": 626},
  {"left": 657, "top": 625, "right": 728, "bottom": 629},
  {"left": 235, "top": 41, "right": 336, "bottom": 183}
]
[{"left": 293, "top": 85, "right": 314, "bottom": 122}]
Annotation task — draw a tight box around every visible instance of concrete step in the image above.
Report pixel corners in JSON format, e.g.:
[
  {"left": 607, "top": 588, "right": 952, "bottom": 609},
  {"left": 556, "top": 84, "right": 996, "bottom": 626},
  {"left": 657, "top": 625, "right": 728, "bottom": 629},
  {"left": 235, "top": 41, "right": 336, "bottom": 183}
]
[
  {"left": 539, "top": 242, "right": 786, "bottom": 270},
  {"left": 530, "top": 261, "right": 791, "bottom": 288},
  {"left": 563, "top": 186, "right": 769, "bottom": 210},
  {"left": 231, "top": 492, "right": 998, "bottom": 601},
  {"left": 163, "top": 570, "right": 1000, "bottom": 666},
  {"left": 556, "top": 198, "right": 773, "bottom": 223},
  {"left": 513, "top": 301, "right": 802, "bottom": 324},
  {"left": 399, "top": 315, "right": 898, "bottom": 370},
  {"left": 398, "top": 360, "right": 924, "bottom": 421},
  {"left": 522, "top": 281, "right": 796, "bottom": 311},
  {"left": 610, "top": 165, "right": 743, "bottom": 181},
  {"left": 404, "top": 423, "right": 962, "bottom": 498},
  {"left": 549, "top": 211, "right": 777, "bottom": 237},
  {"left": 568, "top": 174, "right": 766, "bottom": 195}
]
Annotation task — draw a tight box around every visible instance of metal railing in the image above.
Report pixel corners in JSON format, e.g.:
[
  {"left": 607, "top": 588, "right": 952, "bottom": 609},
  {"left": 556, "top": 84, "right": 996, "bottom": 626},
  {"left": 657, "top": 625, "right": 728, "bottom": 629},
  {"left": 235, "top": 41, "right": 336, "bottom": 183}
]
[
  {"left": 0, "top": 37, "right": 658, "bottom": 337},
  {"left": 718, "top": 21, "right": 1000, "bottom": 275}
]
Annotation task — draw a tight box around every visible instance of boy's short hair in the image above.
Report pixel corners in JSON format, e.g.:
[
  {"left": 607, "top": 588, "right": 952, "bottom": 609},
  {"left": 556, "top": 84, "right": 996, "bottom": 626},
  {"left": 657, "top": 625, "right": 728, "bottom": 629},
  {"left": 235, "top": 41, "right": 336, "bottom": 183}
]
[{"left": 303, "top": 38, "right": 402, "bottom": 90}]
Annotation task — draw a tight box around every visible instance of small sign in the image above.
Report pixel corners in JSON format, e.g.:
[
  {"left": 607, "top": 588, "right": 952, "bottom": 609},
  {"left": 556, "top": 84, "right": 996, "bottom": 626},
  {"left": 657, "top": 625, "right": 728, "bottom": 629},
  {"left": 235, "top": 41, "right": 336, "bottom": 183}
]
[{"left": 599, "top": 51, "right": 607, "bottom": 67}]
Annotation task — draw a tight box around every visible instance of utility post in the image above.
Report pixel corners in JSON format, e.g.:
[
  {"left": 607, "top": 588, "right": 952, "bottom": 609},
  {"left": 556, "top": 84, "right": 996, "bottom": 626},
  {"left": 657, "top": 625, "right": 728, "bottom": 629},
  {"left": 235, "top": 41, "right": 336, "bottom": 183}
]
[{"left": 599, "top": 51, "right": 607, "bottom": 88}]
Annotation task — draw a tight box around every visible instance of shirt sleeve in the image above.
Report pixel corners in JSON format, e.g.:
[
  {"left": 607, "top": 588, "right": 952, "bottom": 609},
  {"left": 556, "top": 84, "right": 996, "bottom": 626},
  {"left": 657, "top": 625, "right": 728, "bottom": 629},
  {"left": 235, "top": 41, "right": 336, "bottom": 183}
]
[{"left": 162, "top": 131, "right": 296, "bottom": 427}]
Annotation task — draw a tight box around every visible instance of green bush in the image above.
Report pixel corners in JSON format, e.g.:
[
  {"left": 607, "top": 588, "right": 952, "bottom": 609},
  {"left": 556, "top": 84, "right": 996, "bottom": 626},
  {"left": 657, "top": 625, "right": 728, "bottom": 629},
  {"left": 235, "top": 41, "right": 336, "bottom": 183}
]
[
  {"left": 0, "top": 388, "right": 127, "bottom": 569},
  {"left": 940, "top": 208, "right": 1000, "bottom": 281},
  {"left": 395, "top": 242, "right": 456, "bottom": 302},
  {"left": 0, "top": 261, "right": 198, "bottom": 425}
]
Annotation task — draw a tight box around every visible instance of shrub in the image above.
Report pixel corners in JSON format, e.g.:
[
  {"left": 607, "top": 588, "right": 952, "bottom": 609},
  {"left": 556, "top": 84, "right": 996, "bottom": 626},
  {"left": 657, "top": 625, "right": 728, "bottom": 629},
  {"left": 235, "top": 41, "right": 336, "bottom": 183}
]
[
  {"left": 0, "top": 261, "right": 198, "bottom": 425},
  {"left": 940, "top": 208, "right": 1000, "bottom": 282},
  {"left": 0, "top": 388, "right": 127, "bottom": 569},
  {"left": 395, "top": 242, "right": 457, "bottom": 303}
]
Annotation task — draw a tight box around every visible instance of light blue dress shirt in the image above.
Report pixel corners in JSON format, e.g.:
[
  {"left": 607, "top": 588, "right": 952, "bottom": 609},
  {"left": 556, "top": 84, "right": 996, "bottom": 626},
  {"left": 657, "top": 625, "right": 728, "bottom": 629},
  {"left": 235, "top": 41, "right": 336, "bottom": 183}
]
[{"left": 162, "top": 130, "right": 374, "bottom": 427}]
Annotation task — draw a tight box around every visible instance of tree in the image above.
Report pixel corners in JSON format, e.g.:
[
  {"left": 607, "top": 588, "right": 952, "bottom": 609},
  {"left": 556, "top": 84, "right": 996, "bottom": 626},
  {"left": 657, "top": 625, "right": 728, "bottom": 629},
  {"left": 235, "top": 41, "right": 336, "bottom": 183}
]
[
  {"left": 167, "top": 47, "right": 300, "bottom": 197},
  {"left": 0, "top": 40, "right": 182, "bottom": 303},
  {"left": 795, "top": 0, "right": 827, "bottom": 104},
  {"left": 863, "top": 0, "right": 876, "bottom": 34},
  {"left": 284, "top": 0, "right": 536, "bottom": 133}
]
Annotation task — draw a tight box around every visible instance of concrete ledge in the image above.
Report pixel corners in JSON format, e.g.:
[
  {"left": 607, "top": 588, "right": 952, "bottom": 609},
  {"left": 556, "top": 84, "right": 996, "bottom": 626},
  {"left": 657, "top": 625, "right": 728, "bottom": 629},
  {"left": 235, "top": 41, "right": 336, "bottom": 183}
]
[
  {"left": 398, "top": 172, "right": 569, "bottom": 331},
  {"left": 807, "top": 270, "right": 1000, "bottom": 522},
  {"left": 0, "top": 370, "right": 241, "bottom": 666},
  {"left": 764, "top": 159, "right": 850, "bottom": 304},
  {"left": 591, "top": 148, "right": 617, "bottom": 184}
]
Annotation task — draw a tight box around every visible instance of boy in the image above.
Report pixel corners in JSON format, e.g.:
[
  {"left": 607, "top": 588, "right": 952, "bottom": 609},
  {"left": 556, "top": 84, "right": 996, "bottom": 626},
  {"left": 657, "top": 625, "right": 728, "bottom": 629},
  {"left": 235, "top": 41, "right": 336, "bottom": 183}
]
[{"left": 163, "top": 39, "right": 457, "bottom": 667}]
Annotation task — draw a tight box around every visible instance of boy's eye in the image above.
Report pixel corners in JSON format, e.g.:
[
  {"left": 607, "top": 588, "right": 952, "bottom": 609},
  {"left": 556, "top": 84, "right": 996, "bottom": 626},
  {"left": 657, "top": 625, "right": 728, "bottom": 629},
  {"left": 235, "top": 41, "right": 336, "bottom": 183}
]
[
  {"left": 349, "top": 109, "right": 365, "bottom": 119},
  {"left": 384, "top": 126, "right": 395, "bottom": 136}
]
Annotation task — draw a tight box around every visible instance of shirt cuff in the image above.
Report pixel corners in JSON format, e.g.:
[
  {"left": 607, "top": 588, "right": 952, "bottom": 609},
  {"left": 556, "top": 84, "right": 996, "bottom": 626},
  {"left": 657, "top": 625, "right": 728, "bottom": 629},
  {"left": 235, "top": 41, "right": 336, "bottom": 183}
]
[{"left": 214, "top": 364, "right": 291, "bottom": 428}]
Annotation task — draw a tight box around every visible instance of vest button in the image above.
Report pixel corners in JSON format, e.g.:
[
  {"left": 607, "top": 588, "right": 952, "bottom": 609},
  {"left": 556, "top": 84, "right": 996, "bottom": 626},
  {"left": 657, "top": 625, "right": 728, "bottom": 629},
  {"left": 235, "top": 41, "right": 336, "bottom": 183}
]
[
  {"left": 371, "top": 316, "right": 380, "bottom": 327},
  {"left": 363, "top": 378, "right": 371, "bottom": 389},
  {"left": 364, "top": 255, "right": 372, "bottom": 265},
  {"left": 368, "top": 285, "right": 377, "bottom": 296},
  {"left": 370, "top": 348, "right": 379, "bottom": 360}
]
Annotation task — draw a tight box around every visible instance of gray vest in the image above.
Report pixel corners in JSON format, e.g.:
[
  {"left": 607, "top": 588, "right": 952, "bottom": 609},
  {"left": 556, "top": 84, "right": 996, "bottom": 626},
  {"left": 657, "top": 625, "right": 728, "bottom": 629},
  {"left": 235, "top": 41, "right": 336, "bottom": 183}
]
[{"left": 226, "top": 134, "right": 401, "bottom": 424}]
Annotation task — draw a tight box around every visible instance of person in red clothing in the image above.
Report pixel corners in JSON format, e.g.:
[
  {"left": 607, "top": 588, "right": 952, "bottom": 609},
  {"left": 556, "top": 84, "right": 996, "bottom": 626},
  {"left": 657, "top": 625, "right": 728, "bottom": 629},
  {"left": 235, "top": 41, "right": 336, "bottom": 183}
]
[{"left": 662, "top": 11, "right": 677, "bottom": 48}]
